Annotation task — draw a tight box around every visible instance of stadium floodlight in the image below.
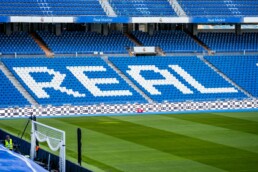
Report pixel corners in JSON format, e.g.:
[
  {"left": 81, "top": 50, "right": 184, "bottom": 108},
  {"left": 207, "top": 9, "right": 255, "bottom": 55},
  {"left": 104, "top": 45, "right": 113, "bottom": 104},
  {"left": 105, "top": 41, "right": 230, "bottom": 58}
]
[{"left": 30, "top": 121, "right": 66, "bottom": 172}]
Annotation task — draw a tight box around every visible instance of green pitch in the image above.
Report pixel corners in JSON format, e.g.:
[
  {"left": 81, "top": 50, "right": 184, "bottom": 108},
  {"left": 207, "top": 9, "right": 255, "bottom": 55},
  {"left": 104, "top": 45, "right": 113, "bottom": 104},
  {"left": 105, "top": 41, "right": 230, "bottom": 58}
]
[{"left": 1, "top": 112, "right": 258, "bottom": 172}]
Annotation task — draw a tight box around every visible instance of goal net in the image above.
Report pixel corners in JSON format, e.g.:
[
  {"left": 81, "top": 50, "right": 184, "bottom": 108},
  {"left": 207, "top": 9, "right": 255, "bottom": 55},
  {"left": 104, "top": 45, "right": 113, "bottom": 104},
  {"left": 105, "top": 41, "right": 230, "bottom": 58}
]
[{"left": 30, "top": 120, "right": 66, "bottom": 172}]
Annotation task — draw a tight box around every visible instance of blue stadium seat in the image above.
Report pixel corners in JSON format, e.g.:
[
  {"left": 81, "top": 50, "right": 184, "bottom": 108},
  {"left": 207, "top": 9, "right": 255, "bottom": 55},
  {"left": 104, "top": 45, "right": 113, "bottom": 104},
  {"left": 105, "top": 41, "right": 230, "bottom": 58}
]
[
  {"left": 109, "top": 56, "right": 247, "bottom": 103},
  {"left": 2, "top": 57, "right": 146, "bottom": 106},
  {"left": 37, "top": 31, "right": 134, "bottom": 54},
  {"left": 132, "top": 30, "right": 204, "bottom": 53},
  {"left": 1, "top": 55, "right": 254, "bottom": 107},
  {"left": 205, "top": 55, "right": 258, "bottom": 98},
  {"left": 0, "top": 32, "right": 44, "bottom": 55},
  {"left": 0, "top": 69, "right": 30, "bottom": 108},
  {"left": 109, "top": 0, "right": 176, "bottom": 16},
  {"left": 178, "top": 0, "right": 258, "bottom": 16},
  {"left": 0, "top": 0, "right": 106, "bottom": 16},
  {"left": 197, "top": 32, "right": 258, "bottom": 52}
]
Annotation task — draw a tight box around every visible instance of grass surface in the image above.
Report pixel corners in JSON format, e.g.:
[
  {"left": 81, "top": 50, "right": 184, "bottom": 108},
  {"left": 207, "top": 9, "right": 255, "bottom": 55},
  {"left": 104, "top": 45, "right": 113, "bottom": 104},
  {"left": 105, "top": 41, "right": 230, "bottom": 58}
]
[{"left": 0, "top": 112, "right": 258, "bottom": 172}]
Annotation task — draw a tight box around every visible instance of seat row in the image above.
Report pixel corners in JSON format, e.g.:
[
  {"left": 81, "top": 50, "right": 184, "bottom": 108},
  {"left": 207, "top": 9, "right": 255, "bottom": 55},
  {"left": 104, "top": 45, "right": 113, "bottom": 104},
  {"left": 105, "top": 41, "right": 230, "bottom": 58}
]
[{"left": 1, "top": 55, "right": 257, "bottom": 108}]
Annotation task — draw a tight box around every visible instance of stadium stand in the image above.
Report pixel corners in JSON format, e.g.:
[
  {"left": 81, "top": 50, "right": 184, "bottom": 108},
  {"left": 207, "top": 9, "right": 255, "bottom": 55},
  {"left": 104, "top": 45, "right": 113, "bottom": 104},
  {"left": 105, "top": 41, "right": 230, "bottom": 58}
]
[
  {"left": 0, "top": 32, "right": 43, "bottom": 55},
  {"left": 205, "top": 56, "right": 258, "bottom": 97},
  {"left": 109, "top": 56, "right": 247, "bottom": 102},
  {"left": 132, "top": 30, "right": 204, "bottom": 53},
  {"left": 109, "top": 0, "right": 176, "bottom": 16},
  {"left": 197, "top": 32, "right": 258, "bottom": 52},
  {"left": 1, "top": 0, "right": 257, "bottom": 17},
  {"left": 0, "top": 0, "right": 106, "bottom": 16},
  {"left": 177, "top": 0, "right": 258, "bottom": 16},
  {"left": 2, "top": 57, "right": 146, "bottom": 106},
  {"left": 37, "top": 31, "right": 134, "bottom": 54},
  {"left": 0, "top": 69, "right": 30, "bottom": 107}
]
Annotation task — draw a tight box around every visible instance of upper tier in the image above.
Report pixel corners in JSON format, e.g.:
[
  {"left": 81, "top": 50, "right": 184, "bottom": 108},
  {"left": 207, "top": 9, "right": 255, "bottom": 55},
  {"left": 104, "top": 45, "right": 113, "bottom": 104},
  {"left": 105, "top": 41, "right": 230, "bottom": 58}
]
[
  {"left": 0, "top": 0, "right": 257, "bottom": 17},
  {"left": 0, "top": 0, "right": 106, "bottom": 16},
  {"left": 178, "top": 0, "right": 258, "bottom": 16}
]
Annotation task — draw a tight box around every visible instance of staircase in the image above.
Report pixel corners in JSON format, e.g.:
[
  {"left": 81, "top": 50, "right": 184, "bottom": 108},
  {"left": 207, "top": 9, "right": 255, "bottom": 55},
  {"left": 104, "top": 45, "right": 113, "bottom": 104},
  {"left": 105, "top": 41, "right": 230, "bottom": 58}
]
[
  {"left": 156, "top": 47, "right": 166, "bottom": 56},
  {"left": 31, "top": 33, "right": 54, "bottom": 57},
  {"left": 168, "top": 0, "right": 187, "bottom": 16},
  {"left": 185, "top": 31, "right": 212, "bottom": 54},
  {"left": 125, "top": 33, "right": 165, "bottom": 56},
  {"left": 125, "top": 33, "right": 143, "bottom": 46},
  {"left": 197, "top": 55, "right": 254, "bottom": 98},
  {"left": 124, "top": 33, "right": 143, "bottom": 56},
  {"left": 37, "top": 1, "right": 53, "bottom": 16},
  {"left": 99, "top": 0, "right": 117, "bottom": 16},
  {"left": 224, "top": 0, "right": 242, "bottom": 16},
  {"left": 102, "top": 56, "right": 154, "bottom": 103},
  {"left": 0, "top": 62, "right": 38, "bottom": 106}
]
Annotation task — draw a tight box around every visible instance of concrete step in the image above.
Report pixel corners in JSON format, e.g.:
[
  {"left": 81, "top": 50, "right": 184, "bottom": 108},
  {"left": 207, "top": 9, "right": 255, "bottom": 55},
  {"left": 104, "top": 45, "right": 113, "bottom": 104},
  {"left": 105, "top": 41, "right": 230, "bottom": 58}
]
[
  {"left": 124, "top": 33, "right": 143, "bottom": 56},
  {"left": 168, "top": 0, "right": 187, "bottom": 16},
  {"left": 185, "top": 31, "right": 212, "bottom": 54},
  {"left": 99, "top": 0, "right": 117, "bottom": 16},
  {"left": 125, "top": 33, "right": 143, "bottom": 46},
  {"left": 156, "top": 47, "right": 166, "bottom": 56},
  {"left": 31, "top": 33, "right": 54, "bottom": 57}
]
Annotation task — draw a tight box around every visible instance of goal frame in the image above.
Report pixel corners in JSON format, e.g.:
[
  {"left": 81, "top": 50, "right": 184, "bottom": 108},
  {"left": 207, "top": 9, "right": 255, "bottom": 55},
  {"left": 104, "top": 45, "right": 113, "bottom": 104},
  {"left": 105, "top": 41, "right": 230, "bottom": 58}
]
[{"left": 30, "top": 120, "right": 66, "bottom": 172}]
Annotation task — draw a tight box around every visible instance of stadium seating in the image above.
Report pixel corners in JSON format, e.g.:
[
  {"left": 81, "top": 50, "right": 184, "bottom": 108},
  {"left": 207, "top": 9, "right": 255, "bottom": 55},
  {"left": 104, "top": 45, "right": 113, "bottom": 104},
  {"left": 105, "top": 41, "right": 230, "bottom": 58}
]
[
  {"left": 0, "top": 0, "right": 106, "bottom": 16},
  {"left": 2, "top": 57, "right": 146, "bottom": 106},
  {"left": 37, "top": 31, "right": 134, "bottom": 54},
  {"left": 0, "top": 69, "right": 30, "bottom": 107},
  {"left": 109, "top": 0, "right": 176, "bottom": 16},
  {"left": 109, "top": 56, "right": 247, "bottom": 103},
  {"left": 0, "top": 32, "right": 43, "bottom": 55},
  {"left": 205, "top": 56, "right": 258, "bottom": 98},
  {"left": 178, "top": 0, "right": 258, "bottom": 16},
  {"left": 197, "top": 32, "right": 258, "bottom": 52},
  {"left": 1, "top": 0, "right": 257, "bottom": 17},
  {"left": 1, "top": 55, "right": 255, "bottom": 107},
  {"left": 132, "top": 30, "right": 204, "bottom": 53}
]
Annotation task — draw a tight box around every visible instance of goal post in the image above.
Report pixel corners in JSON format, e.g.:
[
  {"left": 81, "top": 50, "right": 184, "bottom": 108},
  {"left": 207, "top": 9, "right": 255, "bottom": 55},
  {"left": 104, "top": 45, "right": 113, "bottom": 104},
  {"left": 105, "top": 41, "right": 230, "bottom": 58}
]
[{"left": 30, "top": 120, "right": 66, "bottom": 172}]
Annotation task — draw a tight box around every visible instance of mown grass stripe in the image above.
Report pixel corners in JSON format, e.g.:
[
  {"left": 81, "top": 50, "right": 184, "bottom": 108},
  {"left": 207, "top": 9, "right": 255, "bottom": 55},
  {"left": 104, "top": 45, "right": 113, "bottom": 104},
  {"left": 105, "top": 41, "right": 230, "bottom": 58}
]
[
  {"left": 66, "top": 148, "right": 121, "bottom": 172},
  {"left": 214, "top": 112, "right": 258, "bottom": 122},
  {"left": 50, "top": 118, "right": 224, "bottom": 172},
  {"left": 59, "top": 116, "right": 258, "bottom": 172},
  {"left": 0, "top": 118, "right": 117, "bottom": 172},
  {"left": 0, "top": 119, "right": 31, "bottom": 140},
  {"left": 166, "top": 113, "right": 258, "bottom": 135},
  {"left": 38, "top": 118, "right": 122, "bottom": 172},
  {"left": 1, "top": 113, "right": 258, "bottom": 172},
  {"left": 112, "top": 115, "right": 258, "bottom": 154}
]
